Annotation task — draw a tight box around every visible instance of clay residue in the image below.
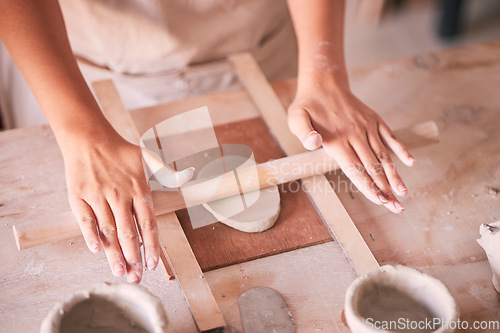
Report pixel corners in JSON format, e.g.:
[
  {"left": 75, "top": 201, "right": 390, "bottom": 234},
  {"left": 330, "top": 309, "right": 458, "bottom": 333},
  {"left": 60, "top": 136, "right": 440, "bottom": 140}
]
[
  {"left": 414, "top": 52, "right": 499, "bottom": 72},
  {"left": 438, "top": 58, "right": 499, "bottom": 72},
  {"left": 444, "top": 105, "right": 478, "bottom": 124},
  {"left": 24, "top": 260, "right": 44, "bottom": 276},
  {"left": 60, "top": 296, "right": 148, "bottom": 333},
  {"left": 487, "top": 186, "right": 500, "bottom": 197},
  {"left": 358, "top": 285, "right": 438, "bottom": 333},
  {"left": 413, "top": 53, "right": 440, "bottom": 70}
]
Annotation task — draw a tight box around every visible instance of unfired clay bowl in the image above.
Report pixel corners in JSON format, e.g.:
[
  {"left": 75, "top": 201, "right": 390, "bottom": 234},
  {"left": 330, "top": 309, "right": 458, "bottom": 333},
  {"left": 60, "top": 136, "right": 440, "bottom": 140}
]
[
  {"left": 345, "top": 265, "right": 459, "bottom": 333},
  {"left": 40, "top": 282, "right": 172, "bottom": 333}
]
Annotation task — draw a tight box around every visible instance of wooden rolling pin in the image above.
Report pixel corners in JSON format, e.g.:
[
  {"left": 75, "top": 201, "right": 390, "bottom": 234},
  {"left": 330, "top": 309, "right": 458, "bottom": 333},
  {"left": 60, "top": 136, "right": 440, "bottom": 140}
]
[{"left": 13, "top": 121, "right": 439, "bottom": 250}]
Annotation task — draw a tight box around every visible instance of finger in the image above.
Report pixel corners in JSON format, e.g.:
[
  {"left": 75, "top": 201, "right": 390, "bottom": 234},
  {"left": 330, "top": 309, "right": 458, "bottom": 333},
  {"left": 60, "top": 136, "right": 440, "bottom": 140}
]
[
  {"left": 379, "top": 122, "right": 415, "bottom": 167},
  {"left": 110, "top": 199, "right": 143, "bottom": 284},
  {"left": 324, "top": 141, "right": 387, "bottom": 205},
  {"left": 351, "top": 137, "right": 404, "bottom": 214},
  {"left": 92, "top": 200, "right": 126, "bottom": 277},
  {"left": 134, "top": 192, "right": 160, "bottom": 271},
  {"left": 368, "top": 133, "right": 408, "bottom": 197},
  {"left": 69, "top": 198, "right": 100, "bottom": 253},
  {"left": 288, "top": 107, "right": 323, "bottom": 150}
]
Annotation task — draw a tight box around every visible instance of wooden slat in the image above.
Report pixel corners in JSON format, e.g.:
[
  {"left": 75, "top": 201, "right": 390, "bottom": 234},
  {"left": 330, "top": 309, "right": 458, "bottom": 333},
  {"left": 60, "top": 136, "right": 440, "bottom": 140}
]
[
  {"left": 226, "top": 56, "right": 304, "bottom": 155},
  {"left": 92, "top": 81, "right": 142, "bottom": 144},
  {"left": 91, "top": 80, "right": 226, "bottom": 332},
  {"left": 228, "top": 52, "right": 380, "bottom": 276},
  {"left": 156, "top": 213, "right": 226, "bottom": 331}
]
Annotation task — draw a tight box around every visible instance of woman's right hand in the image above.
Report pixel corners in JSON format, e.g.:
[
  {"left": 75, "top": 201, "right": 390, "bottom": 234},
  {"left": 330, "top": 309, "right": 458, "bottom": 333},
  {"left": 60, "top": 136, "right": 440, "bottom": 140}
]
[
  {"left": 60, "top": 128, "right": 160, "bottom": 284},
  {"left": 0, "top": 0, "right": 159, "bottom": 284}
]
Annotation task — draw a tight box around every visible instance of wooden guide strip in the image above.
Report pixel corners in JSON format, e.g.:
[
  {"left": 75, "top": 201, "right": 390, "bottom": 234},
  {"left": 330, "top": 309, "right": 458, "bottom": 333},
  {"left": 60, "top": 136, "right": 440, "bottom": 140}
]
[
  {"left": 156, "top": 214, "right": 226, "bottom": 332},
  {"left": 92, "top": 80, "right": 143, "bottom": 144},
  {"left": 13, "top": 121, "right": 438, "bottom": 251},
  {"left": 92, "top": 80, "right": 226, "bottom": 332},
  {"left": 228, "top": 52, "right": 382, "bottom": 276}
]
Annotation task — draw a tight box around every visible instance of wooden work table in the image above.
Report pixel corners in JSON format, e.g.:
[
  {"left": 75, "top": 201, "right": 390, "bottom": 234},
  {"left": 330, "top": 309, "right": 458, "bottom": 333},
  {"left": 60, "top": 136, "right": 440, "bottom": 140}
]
[{"left": 1, "top": 41, "right": 500, "bottom": 332}]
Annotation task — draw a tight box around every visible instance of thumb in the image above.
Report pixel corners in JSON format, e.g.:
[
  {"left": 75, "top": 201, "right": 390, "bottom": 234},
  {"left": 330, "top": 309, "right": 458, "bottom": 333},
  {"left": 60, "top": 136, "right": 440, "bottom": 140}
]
[{"left": 288, "top": 107, "right": 323, "bottom": 151}]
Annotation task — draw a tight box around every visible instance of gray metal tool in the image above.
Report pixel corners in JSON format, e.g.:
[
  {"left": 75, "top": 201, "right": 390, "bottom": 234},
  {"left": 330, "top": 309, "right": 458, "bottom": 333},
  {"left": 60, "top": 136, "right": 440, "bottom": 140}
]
[{"left": 237, "top": 287, "right": 295, "bottom": 333}]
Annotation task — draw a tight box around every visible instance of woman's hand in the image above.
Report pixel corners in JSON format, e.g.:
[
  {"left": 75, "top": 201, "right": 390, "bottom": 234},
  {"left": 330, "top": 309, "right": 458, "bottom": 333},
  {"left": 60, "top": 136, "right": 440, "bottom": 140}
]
[
  {"left": 0, "top": 0, "right": 160, "bottom": 282},
  {"left": 288, "top": 82, "right": 415, "bottom": 213},
  {"left": 286, "top": 0, "right": 415, "bottom": 213},
  {"left": 61, "top": 129, "right": 160, "bottom": 283}
]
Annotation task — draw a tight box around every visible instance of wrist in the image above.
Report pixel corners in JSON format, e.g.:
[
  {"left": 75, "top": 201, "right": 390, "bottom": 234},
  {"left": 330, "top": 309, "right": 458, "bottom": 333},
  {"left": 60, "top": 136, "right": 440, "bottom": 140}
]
[
  {"left": 297, "top": 54, "right": 349, "bottom": 91},
  {"left": 297, "top": 68, "right": 352, "bottom": 98},
  {"left": 53, "top": 112, "right": 120, "bottom": 152}
]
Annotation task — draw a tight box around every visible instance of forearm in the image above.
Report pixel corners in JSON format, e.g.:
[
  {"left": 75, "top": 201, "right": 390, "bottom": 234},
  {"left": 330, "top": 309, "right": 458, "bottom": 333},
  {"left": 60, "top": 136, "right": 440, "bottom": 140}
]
[
  {"left": 286, "top": 1, "right": 413, "bottom": 214},
  {"left": 0, "top": 0, "right": 113, "bottom": 146},
  {"left": 287, "top": 0, "right": 349, "bottom": 92}
]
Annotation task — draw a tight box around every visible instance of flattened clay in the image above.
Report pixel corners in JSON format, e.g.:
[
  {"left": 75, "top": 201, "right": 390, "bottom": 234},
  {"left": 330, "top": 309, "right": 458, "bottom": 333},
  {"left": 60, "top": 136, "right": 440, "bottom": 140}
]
[
  {"left": 202, "top": 186, "right": 281, "bottom": 233},
  {"left": 198, "top": 155, "right": 281, "bottom": 233},
  {"left": 477, "top": 221, "right": 500, "bottom": 293},
  {"left": 344, "top": 265, "right": 458, "bottom": 333},
  {"left": 40, "top": 283, "right": 172, "bottom": 333}
]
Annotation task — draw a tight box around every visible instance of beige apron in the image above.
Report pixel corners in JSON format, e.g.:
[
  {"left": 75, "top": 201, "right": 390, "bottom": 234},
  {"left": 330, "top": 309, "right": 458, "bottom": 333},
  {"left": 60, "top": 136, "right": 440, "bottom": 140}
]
[{"left": 0, "top": 0, "right": 297, "bottom": 128}]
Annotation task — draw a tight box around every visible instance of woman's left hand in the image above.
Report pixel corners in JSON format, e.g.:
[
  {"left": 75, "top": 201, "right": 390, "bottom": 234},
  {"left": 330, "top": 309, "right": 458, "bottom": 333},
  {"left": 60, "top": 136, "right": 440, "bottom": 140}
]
[{"left": 287, "top": 81, "right": 415, "bottom": 213}]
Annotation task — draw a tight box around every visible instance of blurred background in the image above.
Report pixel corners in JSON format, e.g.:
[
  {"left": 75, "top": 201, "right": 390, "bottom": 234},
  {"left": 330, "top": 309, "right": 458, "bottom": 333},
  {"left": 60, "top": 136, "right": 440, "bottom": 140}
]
[
  {"left": 1, "top": 0, "right": 500, "bottom": 130},
  {"left": 345, "top": 0, "right": 500, "bottom": 68}
]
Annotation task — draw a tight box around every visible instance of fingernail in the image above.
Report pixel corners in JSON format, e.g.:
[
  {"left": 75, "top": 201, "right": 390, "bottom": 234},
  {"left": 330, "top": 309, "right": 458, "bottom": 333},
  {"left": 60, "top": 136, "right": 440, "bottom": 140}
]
[
  {"left": 127, "top": 272, "right": 140, "bottom": 284},
  {"left": 409, "top": 156, "right": 416, "bottom": 164},
  {"left": 394, "top": 201, "right": 404, "bottom": 211},
  {"left": 113, "top": 262, "right": 125, "bottom": 277},
  {"left": 378, "top": 193, "right": 389, "bottom": 204},
  {"left": 90, "top": 242, "right": 100, "bottom": 253},
  {"left": 398, "top": 184, "right": 408, "bottom": 193},
  {"left": 147, "top": 257, "right": 157, "bottom": 270},
  {"left": 304, "top": 131, "right": 322, "bottom": 150}
]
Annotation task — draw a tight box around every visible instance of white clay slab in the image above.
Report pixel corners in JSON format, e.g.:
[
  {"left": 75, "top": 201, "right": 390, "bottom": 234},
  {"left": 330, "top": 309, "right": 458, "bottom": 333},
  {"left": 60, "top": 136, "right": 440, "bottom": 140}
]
[{"left": 198, "top": 155, "right": 281, "bottom": 233}]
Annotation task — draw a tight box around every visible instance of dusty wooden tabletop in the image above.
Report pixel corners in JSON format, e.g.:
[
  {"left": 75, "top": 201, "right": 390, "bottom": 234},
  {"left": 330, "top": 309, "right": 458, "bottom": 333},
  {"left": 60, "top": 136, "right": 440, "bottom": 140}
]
[{"left": 1, "top": 41, "right": 500, "bottom": 332}]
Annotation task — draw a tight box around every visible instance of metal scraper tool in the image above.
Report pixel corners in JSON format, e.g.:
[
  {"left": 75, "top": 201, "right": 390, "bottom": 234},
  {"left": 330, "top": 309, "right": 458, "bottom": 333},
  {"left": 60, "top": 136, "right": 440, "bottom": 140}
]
[{"left": 227, "top": 287, "right": 295, "bottom": 333}]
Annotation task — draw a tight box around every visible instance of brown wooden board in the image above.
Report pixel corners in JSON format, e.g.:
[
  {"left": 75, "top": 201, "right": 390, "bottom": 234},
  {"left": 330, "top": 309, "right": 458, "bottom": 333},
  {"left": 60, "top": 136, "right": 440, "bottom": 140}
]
[{"left": 176, "top": 117, "right": 332, "bottom": 271}]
